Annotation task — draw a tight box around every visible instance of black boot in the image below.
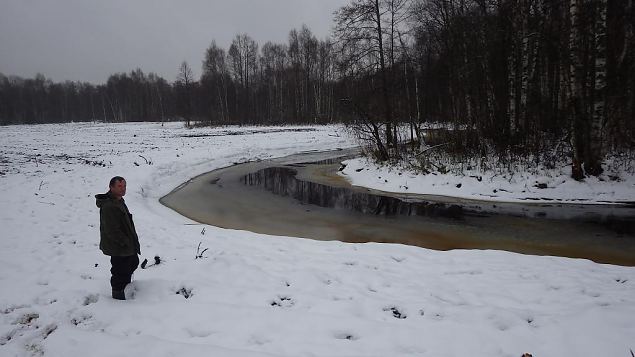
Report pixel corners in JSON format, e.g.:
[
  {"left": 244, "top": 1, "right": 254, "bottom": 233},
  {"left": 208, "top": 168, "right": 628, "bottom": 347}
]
[{"left": 112, "top": 289, "right": 125, "bottom": 300}]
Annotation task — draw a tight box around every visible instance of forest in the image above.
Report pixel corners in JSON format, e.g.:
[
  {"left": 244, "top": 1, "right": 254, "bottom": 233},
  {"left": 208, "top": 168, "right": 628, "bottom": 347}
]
[{"left": 0, "top": 0, "right": 633, "bottom": 178}]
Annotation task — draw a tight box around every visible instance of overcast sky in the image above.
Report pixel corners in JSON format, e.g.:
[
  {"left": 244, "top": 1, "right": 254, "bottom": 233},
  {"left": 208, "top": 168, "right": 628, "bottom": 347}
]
[{"left": 0, "top": 0, "right": 348, "bottom": 84}]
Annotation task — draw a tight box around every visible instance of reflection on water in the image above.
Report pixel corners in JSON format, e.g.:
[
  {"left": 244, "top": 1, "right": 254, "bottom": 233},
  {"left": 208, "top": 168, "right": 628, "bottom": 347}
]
[
  {"left": 242, "top": 167, "right": 466, "bottom": 219},
  {"left": 242, "top": 166, "right": 635, "bottom": 236}
]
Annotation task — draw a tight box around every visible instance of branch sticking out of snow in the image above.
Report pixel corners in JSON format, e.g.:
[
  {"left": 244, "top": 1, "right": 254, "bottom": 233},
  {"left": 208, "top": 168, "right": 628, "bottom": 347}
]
[
  {"left": 195, "top": 242, "right": 208, "bottom": 259},
  {"left": 138, "top": 155, "right": 152, "bottom": 165}
]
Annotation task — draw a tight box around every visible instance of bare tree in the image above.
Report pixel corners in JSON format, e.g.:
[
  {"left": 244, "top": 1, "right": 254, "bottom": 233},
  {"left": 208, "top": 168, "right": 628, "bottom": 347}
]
[
  {"left": 261, "top": 41, "right": 289, "bottom": 122},
  {"left": 229, "top": 34, "right": 259, "bottom": 123},
  {"left": 176, "top": 61, "right": 194, "bottom": 127},
  {"left": 202, "top": 41, "right": 230, "bottom": 124},
  {"left": 334, "top": 0, "right": 411, "bottom": 159}
]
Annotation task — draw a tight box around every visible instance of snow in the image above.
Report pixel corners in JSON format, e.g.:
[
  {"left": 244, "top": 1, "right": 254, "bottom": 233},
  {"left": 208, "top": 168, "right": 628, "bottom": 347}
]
[
  {"left": 339, "top": 156, "right": 635, "bottom": 204},
  {"left": 1, "top": 121, "right": 634, "bottom": 357}
]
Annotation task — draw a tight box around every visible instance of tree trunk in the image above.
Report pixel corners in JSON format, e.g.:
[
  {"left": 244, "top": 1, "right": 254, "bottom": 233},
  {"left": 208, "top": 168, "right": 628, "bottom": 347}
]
[
  {"left": 520, "top": 0, "right": 530, "bottom": 134},
  {"left": 374, "top": 0, "right": 394, "bottom": 151},
  {"left": 478, "top": 13, "right": 496, "bottom": 131},
  {"left": 586, "top": 0, "right": 607, "bottom": 176},
  {"left": 569, "top": 0, "right": 585, "bottom": 180},
  {"left": 508, "top": 20, "right": 518, "bottom": 136}
]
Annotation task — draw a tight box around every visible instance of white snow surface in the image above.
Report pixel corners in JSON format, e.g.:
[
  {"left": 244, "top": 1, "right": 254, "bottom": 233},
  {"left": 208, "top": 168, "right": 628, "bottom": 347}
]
[
  {"left": 339, "top": 156, "right": 635, "bottom": 204},
  {"left": 0, "top": 122, "right": 633, "bottom": 357}
]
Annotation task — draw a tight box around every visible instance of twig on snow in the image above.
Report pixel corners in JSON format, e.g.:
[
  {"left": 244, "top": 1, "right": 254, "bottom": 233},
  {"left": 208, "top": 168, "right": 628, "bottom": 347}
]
[
  {"left": 141, "top": 255, "right": 161, "bottom": 269},
  {"left": 138, "top": 155, "right": 152, "bottom": 165},
  {"left": 195, "top": 242, "right": 209, "bottom": 259}
]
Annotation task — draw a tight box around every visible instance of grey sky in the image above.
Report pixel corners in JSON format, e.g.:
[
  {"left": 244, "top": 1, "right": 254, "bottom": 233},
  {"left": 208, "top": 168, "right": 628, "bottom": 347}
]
[{"left": 0, "top": 0, "right": 348, "bottom": 84}]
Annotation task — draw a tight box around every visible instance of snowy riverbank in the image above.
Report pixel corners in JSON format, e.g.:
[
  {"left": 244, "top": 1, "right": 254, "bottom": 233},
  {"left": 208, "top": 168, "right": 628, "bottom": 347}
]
[
  {"left": 1, "top": 122, "right": 634, "bottom": 357},
  {"left": 339, "top": 155, "right": 635, "bottom": 204}
]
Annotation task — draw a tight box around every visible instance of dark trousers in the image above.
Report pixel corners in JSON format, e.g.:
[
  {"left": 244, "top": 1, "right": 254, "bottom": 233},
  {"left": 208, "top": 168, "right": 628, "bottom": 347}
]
[{"left": 110, "top": 255, "right": 139, "bottom": 291}]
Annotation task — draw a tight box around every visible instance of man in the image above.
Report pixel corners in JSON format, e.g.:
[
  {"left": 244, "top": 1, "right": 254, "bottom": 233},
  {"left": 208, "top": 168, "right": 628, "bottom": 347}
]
[{"left": 95, "top": 176, "right": 141, "bottom": 300}]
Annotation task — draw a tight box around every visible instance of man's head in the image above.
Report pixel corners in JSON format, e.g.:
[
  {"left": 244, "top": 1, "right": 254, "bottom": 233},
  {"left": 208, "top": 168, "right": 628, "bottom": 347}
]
[{"left": 109, "top": 176, "right": 126, "bottom": 199}]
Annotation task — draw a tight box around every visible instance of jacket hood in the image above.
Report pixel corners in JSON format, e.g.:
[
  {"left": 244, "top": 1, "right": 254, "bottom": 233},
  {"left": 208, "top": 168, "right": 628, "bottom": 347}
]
[{"left": 95, "top": 192, "right": 112, "bottom": 208}]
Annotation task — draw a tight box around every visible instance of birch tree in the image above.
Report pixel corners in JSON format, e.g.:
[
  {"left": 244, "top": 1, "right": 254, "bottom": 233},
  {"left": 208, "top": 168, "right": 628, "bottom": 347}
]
[
  {"left": 229, "top": 34, "right": 259, "bottom": 123},
  {"left": 587, "top": 0, "right": 607, "bottom": 176},
  {"left": 568, "top": 0, "right": 585, "bottom": 179},
  {"left": 202, "top": 41, "right": 230, "bottom": 123}
]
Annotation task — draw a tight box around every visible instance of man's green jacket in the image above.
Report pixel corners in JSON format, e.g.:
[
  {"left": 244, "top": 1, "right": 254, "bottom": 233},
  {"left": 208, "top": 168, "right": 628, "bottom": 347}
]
[{"left": 95, "top": 192, "right": 141, "bottom": 256}]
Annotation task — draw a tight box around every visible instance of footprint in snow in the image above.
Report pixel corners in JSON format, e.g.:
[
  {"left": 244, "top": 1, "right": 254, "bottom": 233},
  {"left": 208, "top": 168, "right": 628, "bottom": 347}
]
[
  {"left": 247, "top": 334, "right": 272, "bottom": 345},
  {"left": 40, "top": 323, "right": 58, "bottom": 340},
  {"left": 581, "top": 289, "right": 601, "bottom": 298},
  {"left": 333, "top": 331, "right": 359, "bottom": 341},
  {"left": 270, "top": 296, "right": 294, "bottom": 308},
  {"left": 383, "top": 306, "right": 407, "bottom": 319},
  {"left": 0, "top": 328, "right": 20, "bottom": 346},
  {"left": 1, "top": 314, "right": 56, "bottom": 350},
  {"left": 82, "top": 294, "right": 99, "bottom": 306},
  {"left": 1, "top": 304, "right": 28, "bottom": 315},
  {"left": 525, "top": 316, "right": 538, "bottom": 327},
  {"left": 175, "top": 286, "right": 193, "bottom": 299},
  {"left": 70, "top": 313, "right": 93, "bottom": 327},
  {"left": 12, "top": 312, "right": 39, "bottom": 327},
  {"left": 184, "top": 327, "right": 215, "bottom": 338}
]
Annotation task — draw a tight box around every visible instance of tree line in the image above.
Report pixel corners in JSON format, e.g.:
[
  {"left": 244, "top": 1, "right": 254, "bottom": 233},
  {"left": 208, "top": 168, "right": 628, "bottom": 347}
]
[
  {"left": 333, "top": 0, "right": 633, "bottom": 178},
  {"left": 0, "top": 25, "right": 341, "bottom": 126},
  {"left": 0, "top": 0, "right": 632, "bottom": 178},
  {"left": 0, "top": 70, "right": 173, "bottom": 124}
]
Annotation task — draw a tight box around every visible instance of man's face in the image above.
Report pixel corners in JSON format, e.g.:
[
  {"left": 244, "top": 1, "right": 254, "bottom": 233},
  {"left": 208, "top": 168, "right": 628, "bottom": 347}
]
[{"left": 110, "top": 179, "right": 127, "bottom": 198}]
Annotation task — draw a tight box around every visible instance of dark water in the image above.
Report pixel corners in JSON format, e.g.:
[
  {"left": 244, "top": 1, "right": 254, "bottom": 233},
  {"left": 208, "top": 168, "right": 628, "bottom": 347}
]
[
  {"left": 161, "top": 149, "right": 635, "bottom": 266},
  {"left": 242, "top": 165, "right": 635, "bottom": 234},
  {"left": 242, "top": 167, "right": 469, "bottom": 219}
]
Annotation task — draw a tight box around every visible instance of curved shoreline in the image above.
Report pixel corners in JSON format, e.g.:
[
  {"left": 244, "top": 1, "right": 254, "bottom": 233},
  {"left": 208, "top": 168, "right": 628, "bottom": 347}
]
[
  {"left": 161, "top": 149, "right": 635, "bottom": 266},
  {"left": 339, "top": 157, "right": 635, "bottom": 206}
]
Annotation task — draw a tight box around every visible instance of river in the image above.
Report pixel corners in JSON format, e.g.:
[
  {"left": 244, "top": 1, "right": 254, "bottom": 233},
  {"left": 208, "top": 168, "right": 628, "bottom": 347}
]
[{"left": 160, "top": 149, "right": 635, "bottom": 266}]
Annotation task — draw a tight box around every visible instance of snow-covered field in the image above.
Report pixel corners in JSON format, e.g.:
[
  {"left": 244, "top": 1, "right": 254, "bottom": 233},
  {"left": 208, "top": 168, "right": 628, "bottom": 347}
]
[{"left": 1, "top": 122, "right": 634, "bottom": 357}]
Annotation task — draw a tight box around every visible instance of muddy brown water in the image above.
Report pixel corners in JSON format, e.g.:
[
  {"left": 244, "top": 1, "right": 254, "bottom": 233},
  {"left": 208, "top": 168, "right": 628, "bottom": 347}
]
[{"left": 160, "top": 149, "right": 635, "bottom": 266}]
